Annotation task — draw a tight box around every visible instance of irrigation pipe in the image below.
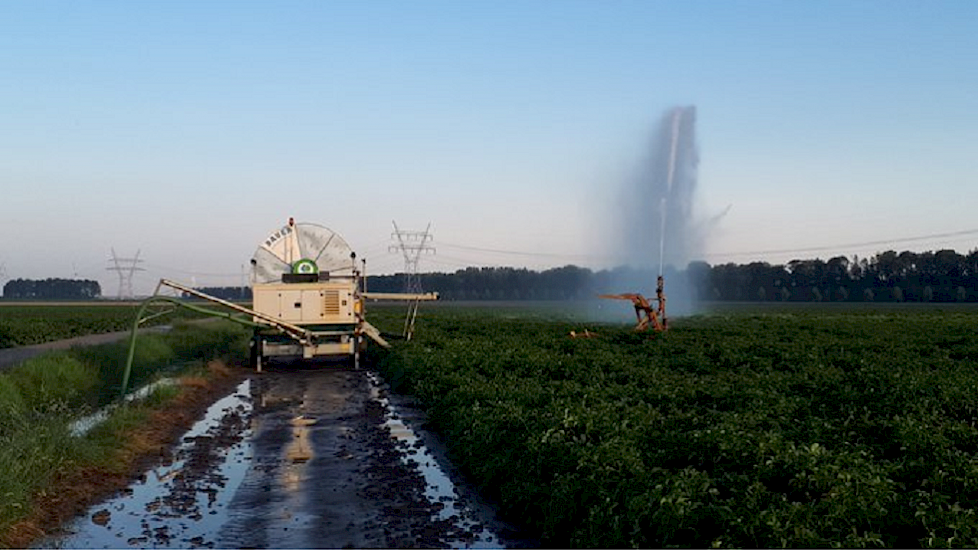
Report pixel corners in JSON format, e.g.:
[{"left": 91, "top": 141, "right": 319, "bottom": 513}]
[{"left": 120, "top": 296, "right": 259, "bottom": 398}]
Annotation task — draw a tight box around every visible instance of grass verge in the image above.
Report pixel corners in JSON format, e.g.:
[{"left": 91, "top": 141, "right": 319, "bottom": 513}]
[{"left": 0, "top": 320, "right": 248, "bottom": 547}]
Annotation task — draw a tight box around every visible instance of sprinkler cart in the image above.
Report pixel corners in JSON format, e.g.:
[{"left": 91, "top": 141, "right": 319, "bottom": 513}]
[{"left": 120, "top": 218, "right": 436, "bottom": 395}]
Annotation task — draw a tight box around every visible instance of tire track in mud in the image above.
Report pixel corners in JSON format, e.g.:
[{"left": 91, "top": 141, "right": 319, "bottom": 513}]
[
  {"left": 219, "top": 368, "right": 409, "bottom": 548},
  {"left": 48, "top": 365, "right": 523, "bottom": 549}
]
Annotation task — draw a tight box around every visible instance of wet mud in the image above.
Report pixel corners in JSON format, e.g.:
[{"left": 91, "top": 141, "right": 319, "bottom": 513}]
[{"left": 44, "top": 363, "right": 529, "bottom": 549}]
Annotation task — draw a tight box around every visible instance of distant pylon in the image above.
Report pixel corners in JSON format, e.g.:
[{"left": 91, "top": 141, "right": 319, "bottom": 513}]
[
  {"left": 107, "top": 248, "right": 145, "bottom": 299},
  {"left": 389, "top": 221, "right": 435, "bottom": 294}
]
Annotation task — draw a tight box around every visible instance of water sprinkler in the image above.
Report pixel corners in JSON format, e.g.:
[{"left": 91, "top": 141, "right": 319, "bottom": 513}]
[
  {"left": 598, "top": 276, "right": 668, "bottom": 334},
  {"left": 657, "top": 275, "right": 667, "bottom": 330}
]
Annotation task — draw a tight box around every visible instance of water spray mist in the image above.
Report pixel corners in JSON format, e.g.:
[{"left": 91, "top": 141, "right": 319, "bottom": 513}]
[
  {"left": 599, "top": 105, "right": 700, "bottom": 320},
  {"left": 659, "top": 107, "right": 685, "bottom": 278}
]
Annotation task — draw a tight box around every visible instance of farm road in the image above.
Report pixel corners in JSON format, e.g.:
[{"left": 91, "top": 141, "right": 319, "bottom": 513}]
[
  {"left": 217, "top": 367, "right": 463, "bottom": 548},
  {"left": 0, "top": 327, "right": 168, "bottom": 371},
  {"left": 47, "top": 365, "right": 520, "bottom": 549}
]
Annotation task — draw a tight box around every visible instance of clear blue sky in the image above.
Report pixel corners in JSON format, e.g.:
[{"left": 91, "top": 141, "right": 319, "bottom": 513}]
[{"left": 2, "top": 1, "right": 976, "bottom": 295}]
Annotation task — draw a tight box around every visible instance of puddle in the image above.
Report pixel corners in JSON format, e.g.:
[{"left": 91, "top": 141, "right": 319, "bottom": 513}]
[
  {"left": 365, "top": 371, "right": 505, "bottom": 549},
  {"left": 43, "top": 379, "right": 254, "bottom": 549},
  {"left": 41, "top": 371, "right": 519, "bottom": 549}
]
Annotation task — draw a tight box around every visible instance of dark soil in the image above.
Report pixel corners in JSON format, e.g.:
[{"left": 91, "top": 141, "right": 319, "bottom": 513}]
[{"left": 214, "top": 364, "right": 491, "bottom": 548}]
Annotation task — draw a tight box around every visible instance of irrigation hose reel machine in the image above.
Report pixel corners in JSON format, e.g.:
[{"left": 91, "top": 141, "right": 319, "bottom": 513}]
[
  {"left": 247, "top": 217, "right": 376, "bottom": 370},
  {"left": 123, "top": 218, "right": 437, "bottom": 394},
  {"left": 245, "top": 217, "right": 437, "bottom": 368}
]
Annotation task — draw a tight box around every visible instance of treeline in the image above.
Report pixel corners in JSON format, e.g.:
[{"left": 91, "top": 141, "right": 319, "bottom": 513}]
[
  {"left": 2, "top": 278, "right": 101, "bottom": 300},
  {"left": 368, "top": 265, "right": 596, "bottom": 300},
  {"left": 368, "top": 249, "right": 978, "bottom": 303},
  {"left": 693, "top": 249, "right": 978, "bottom": 302},
  {"left": 180, "top": 248, "right": 978, "bottom": 304},
  {"left": 189, "top": 286, "right": 252, "bottom": 301}
]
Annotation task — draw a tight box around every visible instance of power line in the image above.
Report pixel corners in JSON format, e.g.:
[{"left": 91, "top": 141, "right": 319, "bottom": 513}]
[
  {"left": 357, "top": 239, "right": 396, "bottom": 255},
  {"left": 706, "top": 227, "right": 978, "bottom": 259},
  {"left": 440, "top": 227, "right": 978, "bottom": 266},
  {"left": 80, "top": 226, "right": 978, "bottom": 292},
  {"left": 438, "top": 240, "right": 612, "bottom": 261}
]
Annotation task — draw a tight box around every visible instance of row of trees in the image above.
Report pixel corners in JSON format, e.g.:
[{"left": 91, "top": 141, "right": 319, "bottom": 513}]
[
  {"left": 2, "top": 278, "right": 101, "bottom": 299},
  {"left": 369, "top": 265, "right": 690, "bottom": 301},
  {"left": 367, "top": 249, "right": 978, "bottom": 303},
  {"left": 192, "top": 286, "right": 252, "bottom": 300},
  {"left": 695, "top": 249, "right": 978, "bottom": 302},
  {"left": 9, "top": 249, "right": 972, "bottom": 303},
  {"left": 368, "top": 265, "right": 596, "bottom": 301}
]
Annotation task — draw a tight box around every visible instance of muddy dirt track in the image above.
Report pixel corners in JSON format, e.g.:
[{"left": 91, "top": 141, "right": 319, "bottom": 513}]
[{"left": 43, "top": 364, "right": 531, "bottom": 549}]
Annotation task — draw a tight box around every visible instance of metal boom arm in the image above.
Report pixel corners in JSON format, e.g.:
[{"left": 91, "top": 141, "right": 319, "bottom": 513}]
[
  {"left": 120, "top": 279, "right": 317, "bottom": 397},
  {"left": 158, "top": 279, "right": 311, "bottom": 342}
]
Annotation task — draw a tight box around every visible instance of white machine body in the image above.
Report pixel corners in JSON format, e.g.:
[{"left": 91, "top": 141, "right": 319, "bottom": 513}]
[
  {"left": 150, "top": 218, "right": 436, "bottom": 371},
  {"left": 249, "top": 219, "right": 362, "bottom": 366},
  {"left": 252, "top": 282, "right": 356, "bottom": 324}
]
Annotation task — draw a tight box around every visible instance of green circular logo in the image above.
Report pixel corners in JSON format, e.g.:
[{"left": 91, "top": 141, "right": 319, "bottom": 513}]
[{"left": 292, "top": 259, "right": 319, "bottom": 275}]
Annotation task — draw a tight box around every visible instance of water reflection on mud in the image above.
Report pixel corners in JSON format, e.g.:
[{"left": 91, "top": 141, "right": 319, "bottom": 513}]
[
  {"left": 366, "top": 371, "right": 506, "bottom": 549},
  {"left": 44, "top": 380, "right": 253, "bottom": 549},
  {"left": 44, "top": 369, "right": 518, "bottom": 549}
]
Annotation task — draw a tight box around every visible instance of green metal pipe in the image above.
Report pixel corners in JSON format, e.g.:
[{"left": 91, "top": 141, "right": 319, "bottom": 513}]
[
  {"left": 120, "top": 296, "right": 259, "bottom": 398},
  {"left": 136, "top": 308, "right": 176, "bottom": 326}
]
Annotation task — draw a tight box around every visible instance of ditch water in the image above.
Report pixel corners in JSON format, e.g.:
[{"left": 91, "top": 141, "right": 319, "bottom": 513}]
[
  {"left": 41, "top": 379, "right": 254, "bottom": 549},
  {"left": 70, "top": 378, "right": 179, "bottom": 437}
]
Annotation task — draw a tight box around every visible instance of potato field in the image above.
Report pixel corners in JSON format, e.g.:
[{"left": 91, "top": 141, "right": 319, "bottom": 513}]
[
  {"left": 0, "top": 304, "right": 200, "bottom": 349},
  {"left": 369, "top": 304, "right": 978, "bottom": 548},
  {"left": 5, "top": 301, "right": 978, "bottom": 548}
]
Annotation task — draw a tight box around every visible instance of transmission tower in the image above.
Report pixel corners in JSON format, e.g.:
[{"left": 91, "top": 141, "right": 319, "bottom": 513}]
[
  {"left": 0, "top": 261, "right": 6, "bottom": 297},
  {"left": 389, "top": 221, "right": 435, "bottom": 293},
  {"left": 107, "top": 248, "right": 145, "bottom": 299}
]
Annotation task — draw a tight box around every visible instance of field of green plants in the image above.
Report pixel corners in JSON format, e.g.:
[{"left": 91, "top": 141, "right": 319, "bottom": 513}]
[
  {"left": 0, "top": 304, "right": 202, "bottom": 349},
  {"left": 369, "top": 303, "right": 978, "bottom": 548}
]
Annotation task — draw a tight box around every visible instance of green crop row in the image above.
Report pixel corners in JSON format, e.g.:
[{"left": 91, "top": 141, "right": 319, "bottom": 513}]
[{"left": 370, "top": 306, "right": 978, "bottom": 548}]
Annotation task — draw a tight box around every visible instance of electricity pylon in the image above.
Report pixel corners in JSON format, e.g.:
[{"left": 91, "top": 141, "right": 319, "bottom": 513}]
[
  {"left": 107, "top": 248, "right": 145, "bottom": 299},
  {"left": 389, "top": 221, "right": 434, "bottom": 294}
]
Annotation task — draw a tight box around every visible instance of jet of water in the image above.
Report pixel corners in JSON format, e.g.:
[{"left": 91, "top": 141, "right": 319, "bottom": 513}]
[
  {"left": 659, "top": 107, "right": 685, "bottom": 277},
  {"left": 602, "top": 105, "right": 701, "bottom": 317}
]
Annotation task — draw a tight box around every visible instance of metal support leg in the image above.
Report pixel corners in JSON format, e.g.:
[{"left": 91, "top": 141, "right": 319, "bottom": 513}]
[
  {"left": 354, "top": 333, "right": 361, "bottom": 370},
  {"left": 405, "top": 299, "right": 420, "bottom": 341}
]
